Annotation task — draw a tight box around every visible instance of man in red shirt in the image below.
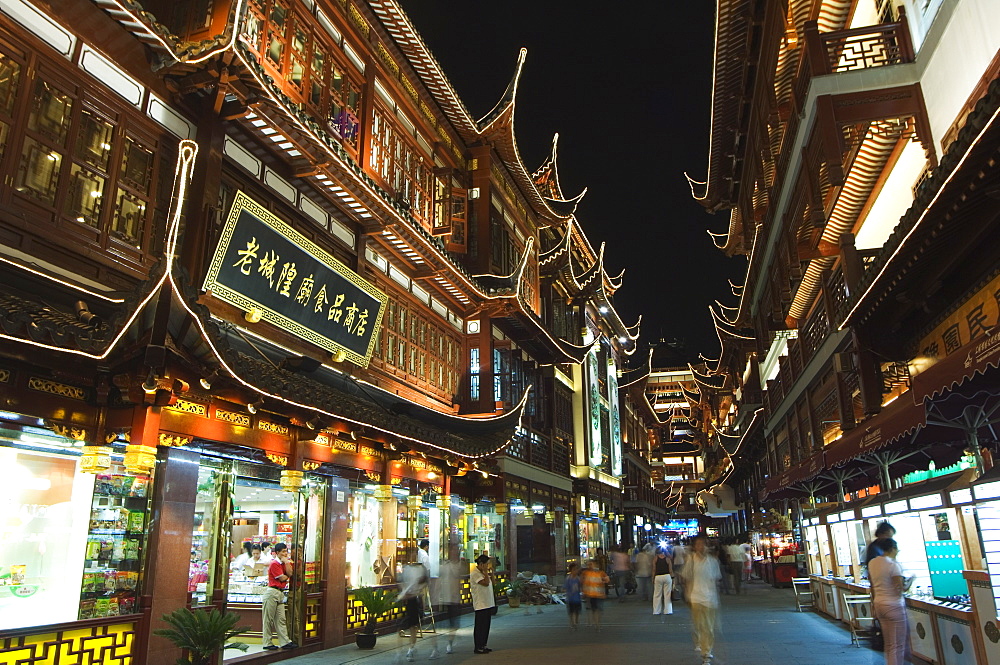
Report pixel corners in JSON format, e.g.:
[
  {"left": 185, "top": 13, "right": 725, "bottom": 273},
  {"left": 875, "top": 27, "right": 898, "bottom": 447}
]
[{"left": 262, "top": 543, "right": 297, "bottom": 651}]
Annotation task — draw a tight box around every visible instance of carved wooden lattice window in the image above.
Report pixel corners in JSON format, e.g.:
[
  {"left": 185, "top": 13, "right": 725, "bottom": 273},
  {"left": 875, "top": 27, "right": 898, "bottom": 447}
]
[{"left": 3, "top": 45, "right": 167, "bottom": 265}]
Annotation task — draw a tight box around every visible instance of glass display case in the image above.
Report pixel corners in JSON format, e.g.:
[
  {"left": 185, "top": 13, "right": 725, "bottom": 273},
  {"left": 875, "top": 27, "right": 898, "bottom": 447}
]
[{"left": 78, "top": 465, "right": 151, "bottom": 619}]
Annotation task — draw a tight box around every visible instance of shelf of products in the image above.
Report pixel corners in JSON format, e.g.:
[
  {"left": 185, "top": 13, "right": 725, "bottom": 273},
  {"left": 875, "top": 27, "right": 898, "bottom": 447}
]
[{"left": 78, "top": 472, "right": 150, "bottom": 619}]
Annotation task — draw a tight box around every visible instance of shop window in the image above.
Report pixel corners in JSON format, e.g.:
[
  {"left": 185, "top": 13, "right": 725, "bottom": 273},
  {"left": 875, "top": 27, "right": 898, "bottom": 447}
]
[
  {"left": 1, "top": 423, "right": 153, "bottom": 630},
  {"left": 190, "top": 461, "right": 227, "bottom": 607}
]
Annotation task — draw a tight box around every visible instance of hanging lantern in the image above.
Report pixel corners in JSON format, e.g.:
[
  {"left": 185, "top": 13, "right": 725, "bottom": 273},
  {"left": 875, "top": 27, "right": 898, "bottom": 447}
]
[
  {"left": 280, "top": 469, "right": 305, "bottom": 492},
  {"left": 407, "top": 495, "right": 422, "bottom": 510},
  {"left": 545, "top": 510, "right": 555, "bottom": 524},
  {"left": 464, "top": 503, "right": 475, "bottom": 516},
  {"left": 373, "top": 485, "right": 394, "bottom": 502},
  {"left": 495, "top": 503, "right": 508, "bottom": 515},
  {"left": 80, "top": 445, "right": 113, "bottom": 474},
  {"left": 123, "top": 444, "right": 157, "bottom": 476},
  {"left": 435, "top": 494, "right": 451, "bottom": 510}
]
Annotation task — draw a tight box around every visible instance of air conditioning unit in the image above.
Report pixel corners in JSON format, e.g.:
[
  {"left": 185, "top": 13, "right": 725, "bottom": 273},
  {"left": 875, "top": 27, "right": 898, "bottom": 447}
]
[
  {"left": 833, "top": 352, "right": 855, "bottom": 373},
  {"left": 695, "top": 484, "right": 743, "bottom": 517}
]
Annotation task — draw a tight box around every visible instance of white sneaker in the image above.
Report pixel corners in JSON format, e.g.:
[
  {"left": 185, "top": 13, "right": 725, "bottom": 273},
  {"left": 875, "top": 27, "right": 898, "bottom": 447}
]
[
  {"left": 428, "top": 649, "right": 440, "bottom": 660},
  {"left": 406, "top": 648, "right": 415, "bottom": 662},
  {"left": 445, "top": 643, "right": 453, "bottom": 654}
]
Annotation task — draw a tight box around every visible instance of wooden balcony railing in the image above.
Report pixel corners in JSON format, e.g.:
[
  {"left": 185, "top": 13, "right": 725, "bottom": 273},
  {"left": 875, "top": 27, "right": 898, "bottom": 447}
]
[{"left": 804, "top": 11, "right": 914, "bottom": 78}]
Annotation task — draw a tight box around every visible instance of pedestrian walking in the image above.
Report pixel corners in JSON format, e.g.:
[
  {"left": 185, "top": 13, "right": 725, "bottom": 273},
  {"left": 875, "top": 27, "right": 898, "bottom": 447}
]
[
  {"left": 725, "top": 539, "right": 746, "bottom": 594},
  {"left": 685, "top": 534, "right": 722, "bottom": 664},
  {"left": 651, "top": 548, "right": 674, "bottom": 620},
  {"left": 470, "top": 554, "right": 495, "bottom": 654},
  {"left": 869, "top": 538, "right": 913, "bottom": 665},
  {"left": 864, "top": 521, "right": 896, "bottom": 566},
  {"left": 717, "top": 540, "right": 731, "bottom": 594},
  {"left": 611, "top": 545, "right": 632, "bottom": 602},
  {"left": 671, "top": 539, "right": 687, "bottom": 599},
  {"left": 634, "top": 543, "right": 654, "bottom": 601},
  {"left": 437, "top": 545, "right": 462, "bottom": 656},
  {"left": 399, "top": 561, "right": 432, "bottom": 661},
  {"left": 564, "top": 562, "right": 583, "bottom": 629},
  {"left": 581, "top": 559, "right": 610, "bottom": 631}
]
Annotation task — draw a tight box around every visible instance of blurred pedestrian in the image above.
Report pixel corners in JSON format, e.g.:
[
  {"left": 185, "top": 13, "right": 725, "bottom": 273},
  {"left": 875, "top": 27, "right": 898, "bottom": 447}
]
[
  {"left": 470, "top": 554, "right": 495, "bottom": 654},
  {"left": 634, "top": 543, "right": 654, "bottom": 601},
  {"left": 581, "top": 559, "right": 610, "bottom": 631},
  {"left": 399, "top": 561, "right": 431, "bottom": 661},
  {"left": 864, "top": 521, "right": 896, "bottom": 566},
  {"left": 672, "top": 539, "right": 687, "bottom": 599},
  {"left": 686, "top": 535, "right": 722, "bottom": 664},
  {"left": 564, "top": 562, "right": 583, "bottom": 629},
  {"left": 869, "top": 538, "right": 913, "bottom": 665},
  {"left": 611, "top": 545, "right": 632, "bottom": 602},
  {"left": 437, "top": 545, "right": 461, "bottom": 656},
  {"left": 717, "top": 540, "right": 731, "bottom": 594},
  {"left": 652, "top": 548, "right": 674, "bottom": 620},
  {"left": 725, "top": 539, "right": 747, "bottom": 593}
]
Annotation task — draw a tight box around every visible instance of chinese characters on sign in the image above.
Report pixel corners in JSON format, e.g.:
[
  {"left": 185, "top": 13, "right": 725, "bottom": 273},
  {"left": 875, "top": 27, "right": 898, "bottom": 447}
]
[
  {"left": 203, "top": 192, "right": 387, "bottom": 367},
  {"left": 918, "top": 272, "right": 1000, "bottom": 361}
]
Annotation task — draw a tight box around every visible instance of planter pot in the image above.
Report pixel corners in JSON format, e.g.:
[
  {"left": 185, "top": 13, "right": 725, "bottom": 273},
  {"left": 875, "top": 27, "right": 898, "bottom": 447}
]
[
  {"left": 356, "top": 632, "right": 377, "bottom": 649},
  {"left": 508, "top": 597, "right": 520, "bottom": 608}
]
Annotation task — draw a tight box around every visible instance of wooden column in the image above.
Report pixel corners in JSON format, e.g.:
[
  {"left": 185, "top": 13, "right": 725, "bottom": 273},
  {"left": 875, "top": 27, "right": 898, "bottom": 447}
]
[
  {"left": 177, "top": 97, "right": 226, "bottom": 283},
  {"left": 321, "top": 476, "right": 349, "bottom": 648},
  {"left": 142, "top": 443, "right": 200, "bottom": 665}
]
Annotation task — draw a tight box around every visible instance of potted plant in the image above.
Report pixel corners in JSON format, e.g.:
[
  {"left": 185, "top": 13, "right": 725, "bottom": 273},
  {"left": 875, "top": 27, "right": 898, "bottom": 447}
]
[
  {"left": 353, "top": 586, "right": 399, "bottom": 649},
  {"left": 153, "top": 607, "right": 250, "bottom": 665},
  {"left": 505, "top": 579, "right": 526, "bottom": 608}
]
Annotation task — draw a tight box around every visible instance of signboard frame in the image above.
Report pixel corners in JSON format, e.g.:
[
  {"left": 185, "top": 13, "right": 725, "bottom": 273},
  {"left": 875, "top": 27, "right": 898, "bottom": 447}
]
[{"left": 203, "top": 191, "right": 387, "bottom": 367}]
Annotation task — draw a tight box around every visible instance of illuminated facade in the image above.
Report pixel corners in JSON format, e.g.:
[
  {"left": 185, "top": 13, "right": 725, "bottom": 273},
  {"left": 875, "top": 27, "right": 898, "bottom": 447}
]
[
  {"left": 0, "top": 0, "right": 657, "bottom": 661},
  {"left": 694, "top": 0, "right": 1000, "bottom": 647}
]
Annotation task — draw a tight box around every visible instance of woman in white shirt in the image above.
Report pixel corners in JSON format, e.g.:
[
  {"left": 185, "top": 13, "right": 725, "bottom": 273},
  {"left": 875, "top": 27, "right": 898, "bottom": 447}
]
[
  {"left": 470, "top": 554, "right": 495, "bottom": 654},
  {"left": 868, "top": 538, "right": 913, "bottom": 665}
]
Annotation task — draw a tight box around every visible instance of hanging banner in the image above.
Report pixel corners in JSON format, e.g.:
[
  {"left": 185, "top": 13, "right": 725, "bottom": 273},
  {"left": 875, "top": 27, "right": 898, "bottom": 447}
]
[
  {"left": 608, "top": 355, "right": 623, "bottom": 477},
  {"left": 203, "top": 192, "right": 387, "bottom": 367},
  {"left": 587, "top": 347, "right": 603, "bottom": 467}
]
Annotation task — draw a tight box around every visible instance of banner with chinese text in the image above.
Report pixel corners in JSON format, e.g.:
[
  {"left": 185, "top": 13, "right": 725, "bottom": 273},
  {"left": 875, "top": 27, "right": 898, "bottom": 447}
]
[{"left": 203, "top": 192, "right": 387, "bottom": 367}]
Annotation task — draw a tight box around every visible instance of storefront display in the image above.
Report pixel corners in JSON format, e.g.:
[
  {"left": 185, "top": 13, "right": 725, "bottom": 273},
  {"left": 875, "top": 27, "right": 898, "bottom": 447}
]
[
  {"left": 346, "top": 485, "right": 395, "bottom": 588},
  {"left": 465, "top": 504, "right": 504, "bottom": 566},
  {"left": 79, "top": 465, "right": 151, "bottom": 619},
  {"left": 1, "top": 421, "right": 153, "bottom": 630}
]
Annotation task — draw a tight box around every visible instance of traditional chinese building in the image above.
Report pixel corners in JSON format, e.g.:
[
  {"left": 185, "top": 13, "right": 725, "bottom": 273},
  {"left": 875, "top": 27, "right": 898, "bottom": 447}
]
[
  {"left": 0, "top": 0, "right": 656, "bottom": 663},
  {"left": 694, "top": 0, "right": 1000, "bottom": 643}
]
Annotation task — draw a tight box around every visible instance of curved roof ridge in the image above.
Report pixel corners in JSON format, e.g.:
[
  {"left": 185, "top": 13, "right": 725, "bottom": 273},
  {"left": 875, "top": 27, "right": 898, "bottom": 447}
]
[{"left": 476, "top": 48, "right": 527, "bottom": 132}]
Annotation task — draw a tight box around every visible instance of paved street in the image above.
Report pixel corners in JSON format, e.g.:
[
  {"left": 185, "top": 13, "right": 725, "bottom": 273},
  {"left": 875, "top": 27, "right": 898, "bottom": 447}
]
[{"left": 280, "top": 580, "right": 888, "bottom": 665}]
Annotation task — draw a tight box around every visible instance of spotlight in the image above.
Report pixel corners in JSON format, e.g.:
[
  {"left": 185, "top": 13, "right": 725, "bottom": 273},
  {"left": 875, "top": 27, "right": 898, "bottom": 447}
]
[
  {"left": 349, "top": 430, "right": 357, "bottom": 440},
  {"left": 247, "top": 398, "right": 263, "bottom": 414},
  {"left": 305, "top": 415, "right": 320, "bottom": 430},
  {"left": 74, "top": 300, "right": 101, "bottom": 327},
  {"left": 141, "top": 368, "right": 158, "bottom": 394},
  {"left": 199, "top": 369, "right": 221, "bottom": 390}
]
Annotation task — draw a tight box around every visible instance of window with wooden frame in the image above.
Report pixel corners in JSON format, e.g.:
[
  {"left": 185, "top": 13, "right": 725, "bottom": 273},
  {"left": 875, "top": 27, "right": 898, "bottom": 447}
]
[
  {"left": 241, "top": 0, "right": 362, "bottom": 151},
  {"left": 0, "top": 43, "right": 169, "bottom": 273},
  {"left": 379, "top": 295, "right": 460, "bottom": 398}
]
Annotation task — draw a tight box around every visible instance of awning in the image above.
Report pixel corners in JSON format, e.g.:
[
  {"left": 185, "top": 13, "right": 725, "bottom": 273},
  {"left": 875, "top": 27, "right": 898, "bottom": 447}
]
[
  {"left": 763, "top": 448, "right": 826, "bottom": 497},
  {"left": 825, "top": 394, "right": 927, "bottom": 467},
  {"left": 912, "top": 329, "right": 1000, "bottom": 402}
]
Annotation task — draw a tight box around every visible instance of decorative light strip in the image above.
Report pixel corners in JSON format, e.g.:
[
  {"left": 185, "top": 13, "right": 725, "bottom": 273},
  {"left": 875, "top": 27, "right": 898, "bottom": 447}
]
[{"left": 840, "top": 103, "right": 1000, "bottom": 329}]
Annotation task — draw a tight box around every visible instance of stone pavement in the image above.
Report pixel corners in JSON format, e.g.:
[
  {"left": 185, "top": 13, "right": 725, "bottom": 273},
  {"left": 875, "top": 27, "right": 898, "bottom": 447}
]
[{"left": 280, "top": 580, "right": 888, "bottom": 665}]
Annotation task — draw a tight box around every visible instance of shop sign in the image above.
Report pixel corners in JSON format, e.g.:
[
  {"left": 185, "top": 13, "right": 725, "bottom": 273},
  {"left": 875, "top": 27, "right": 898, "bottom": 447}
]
[
  {"left": 203, "top": 192, "right": 387, "bottom": 367},
  {"left": 918, "top": 271, "right": 1000, "bottom": 361}
]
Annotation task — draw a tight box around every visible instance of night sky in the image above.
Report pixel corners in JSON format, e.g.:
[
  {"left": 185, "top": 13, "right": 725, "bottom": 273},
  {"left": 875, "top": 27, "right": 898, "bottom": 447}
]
[{"left": 400, "top": 2, "right": 742, "bottom": 365}]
